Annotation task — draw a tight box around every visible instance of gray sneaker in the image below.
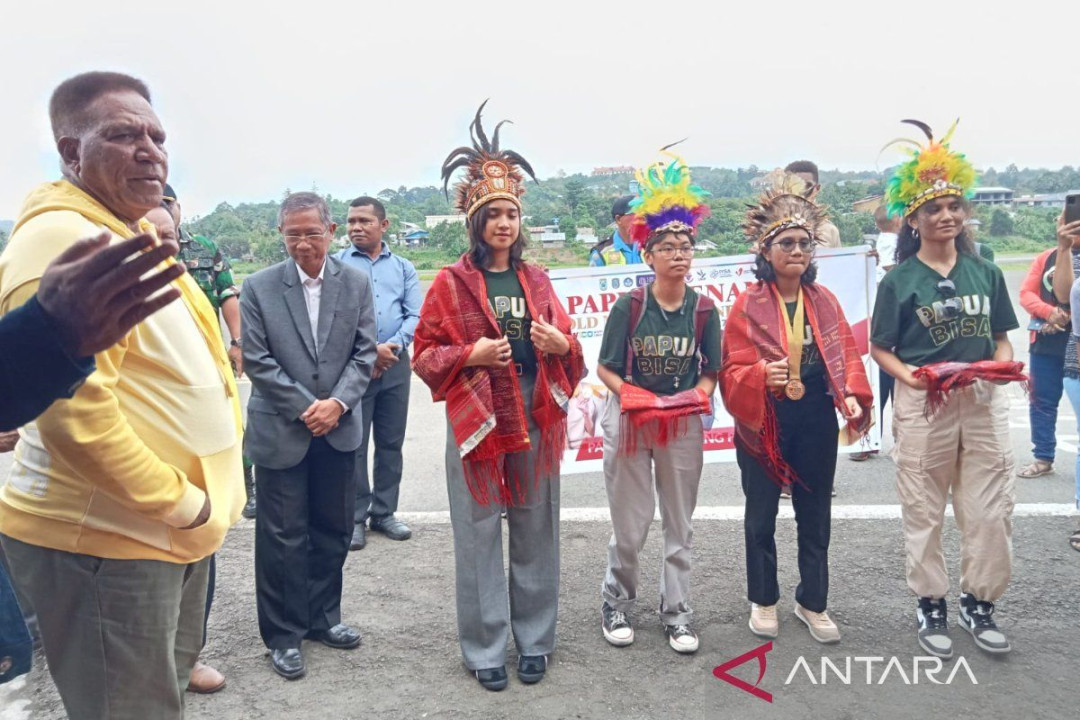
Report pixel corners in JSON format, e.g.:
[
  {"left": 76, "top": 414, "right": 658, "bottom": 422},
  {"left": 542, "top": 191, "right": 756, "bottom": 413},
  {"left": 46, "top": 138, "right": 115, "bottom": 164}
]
[
  {"left": 916, "top": 597, "right": 953, "bottom": 659},
  {"left": 959, "top": 593, "right": 1011, "bottom": 654}
]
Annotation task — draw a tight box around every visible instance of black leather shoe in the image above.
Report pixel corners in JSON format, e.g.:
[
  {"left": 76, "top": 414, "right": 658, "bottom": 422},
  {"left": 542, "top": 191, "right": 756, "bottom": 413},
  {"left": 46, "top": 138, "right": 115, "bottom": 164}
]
[
  {"left": 369, "top": 514, "right": 412, "bottom": 541},
  {"left": 241, "top": 495, "right": 257, "bottom": 520},
  {"left": 270, "top": 648, "right": 304, "bottom": 680},
  {"left": 473, "top": 665, "right": 508, "bottom": 691},
  {"left": 349, "top": 524, "right": 366, "bottom": 551},
  {"left": 307, "top": 623, "right": 362, "bottom": 649},
  {"left": 517, "top": 655, "right": 547, "bottom": 684}
]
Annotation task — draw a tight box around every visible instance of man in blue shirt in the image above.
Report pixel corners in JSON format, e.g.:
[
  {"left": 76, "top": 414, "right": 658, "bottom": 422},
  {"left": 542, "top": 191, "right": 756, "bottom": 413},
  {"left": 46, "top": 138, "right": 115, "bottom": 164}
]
[
  {"left": 588, "top": 195, "right": 641, "bottom": 266},
  {"left": 336, "top": 197, "right": 422, "bottom": 549}
]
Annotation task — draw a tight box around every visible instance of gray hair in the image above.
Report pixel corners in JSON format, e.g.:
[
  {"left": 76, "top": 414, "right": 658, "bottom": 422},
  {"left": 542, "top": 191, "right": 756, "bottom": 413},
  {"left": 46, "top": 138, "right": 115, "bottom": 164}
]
[{"left": 277, "top": 192, "right": 333, "bottom": 228}]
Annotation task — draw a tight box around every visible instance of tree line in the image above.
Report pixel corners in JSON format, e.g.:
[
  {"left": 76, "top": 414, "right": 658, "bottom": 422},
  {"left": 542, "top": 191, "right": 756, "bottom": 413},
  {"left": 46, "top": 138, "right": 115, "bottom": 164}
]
[{"left": 179, "top": 165, "right": 1079, "bottom": 265}]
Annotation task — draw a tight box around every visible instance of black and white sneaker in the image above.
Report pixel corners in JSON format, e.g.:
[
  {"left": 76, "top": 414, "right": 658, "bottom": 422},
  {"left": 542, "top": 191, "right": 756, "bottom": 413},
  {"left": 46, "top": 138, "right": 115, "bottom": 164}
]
[
  {"left": 959, "top": 593, "right": 1011, "bottom": 654},
  {"left": 916, "top": 597, "right": 953, "bottom": 659},
  {"left": 665, "top": 623, "right": 699, "bottom": 654},
  {"left": 601, "top": 602, "right": 634, "bottom": 646}
]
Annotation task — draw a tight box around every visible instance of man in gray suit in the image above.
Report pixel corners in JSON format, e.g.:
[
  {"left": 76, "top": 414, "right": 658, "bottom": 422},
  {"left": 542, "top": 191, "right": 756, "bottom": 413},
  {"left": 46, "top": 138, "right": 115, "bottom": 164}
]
[{"left": 241, "top": 192, "right": 376, "bottom": 680}]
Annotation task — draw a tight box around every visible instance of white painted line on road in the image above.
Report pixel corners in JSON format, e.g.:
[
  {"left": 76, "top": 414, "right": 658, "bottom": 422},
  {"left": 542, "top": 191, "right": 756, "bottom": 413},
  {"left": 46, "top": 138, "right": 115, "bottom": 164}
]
[{"left": 382, "top": 503, "right": 1077, "bottom": 525}]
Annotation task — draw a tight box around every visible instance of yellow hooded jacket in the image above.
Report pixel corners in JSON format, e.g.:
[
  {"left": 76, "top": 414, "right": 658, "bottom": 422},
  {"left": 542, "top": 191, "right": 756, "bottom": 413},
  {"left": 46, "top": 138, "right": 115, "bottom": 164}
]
[{"left": 0, "top": 181, "right": 244, "bottom": 563}]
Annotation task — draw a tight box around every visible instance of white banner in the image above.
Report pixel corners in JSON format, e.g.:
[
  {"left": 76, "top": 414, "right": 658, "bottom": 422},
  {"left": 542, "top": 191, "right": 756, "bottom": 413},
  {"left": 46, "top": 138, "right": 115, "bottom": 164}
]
[{"left": 550, "top": 247, "right": 881, "bottom": 475}]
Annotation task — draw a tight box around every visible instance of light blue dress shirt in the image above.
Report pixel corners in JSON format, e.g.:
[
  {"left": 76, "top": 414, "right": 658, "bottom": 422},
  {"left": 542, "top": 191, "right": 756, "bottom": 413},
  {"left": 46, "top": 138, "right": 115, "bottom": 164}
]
[{"left": 335, "top": 242, "right": 421, "bottom": 353}]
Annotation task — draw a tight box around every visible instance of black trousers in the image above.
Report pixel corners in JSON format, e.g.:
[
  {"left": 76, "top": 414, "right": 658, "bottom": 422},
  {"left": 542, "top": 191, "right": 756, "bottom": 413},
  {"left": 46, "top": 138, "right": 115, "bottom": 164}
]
[
  {"left": 255, "top": 437, "right": 357, "bottom": 649},
  {"left": 737, "top": 378, "right": 837, "bottom": 613},
  {"left": 354, "top": 350, "right": 411, "bottom": 525}
]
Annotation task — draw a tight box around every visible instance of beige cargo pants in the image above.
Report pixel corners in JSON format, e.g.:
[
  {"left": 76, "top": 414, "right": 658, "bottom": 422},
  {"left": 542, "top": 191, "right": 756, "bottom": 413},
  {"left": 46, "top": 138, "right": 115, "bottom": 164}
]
[{"left": 891, "top": 379, "right": 1016, "bottom": 602}]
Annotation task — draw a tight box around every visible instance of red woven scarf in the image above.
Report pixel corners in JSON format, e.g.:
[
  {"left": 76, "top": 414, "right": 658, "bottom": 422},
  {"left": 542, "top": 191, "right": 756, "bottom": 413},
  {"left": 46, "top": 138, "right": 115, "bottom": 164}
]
[
  {"left": 720, "top": 281, "right": 873, "bottom": 487},
  {"left": 617, "top": 385, "right": 711, "bottom": 454},
  {"left": 412, "top": 255, "right": 585, "bottom": 505},
  {"left": 912, "top": 360, "right": 1028, "bottom": 418}
]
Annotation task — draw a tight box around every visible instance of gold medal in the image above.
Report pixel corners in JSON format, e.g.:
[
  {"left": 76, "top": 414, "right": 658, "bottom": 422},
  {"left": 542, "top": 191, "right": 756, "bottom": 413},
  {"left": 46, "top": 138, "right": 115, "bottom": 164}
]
[{"left": 785, "top": 379, "right": 805, "bottom": 400}]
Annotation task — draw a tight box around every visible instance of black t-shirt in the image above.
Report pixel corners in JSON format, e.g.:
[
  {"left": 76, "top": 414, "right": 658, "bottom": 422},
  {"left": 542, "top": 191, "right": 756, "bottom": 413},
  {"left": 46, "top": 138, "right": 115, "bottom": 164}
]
[
  {"left": 871, "top": 253, "right": 1018, "bottom": 366},
  {"left": 483, "top": 268, "right": 537, "bottom": 375},
  {"left": 784, "top": 300, "right": 824, "bottom": 382}
]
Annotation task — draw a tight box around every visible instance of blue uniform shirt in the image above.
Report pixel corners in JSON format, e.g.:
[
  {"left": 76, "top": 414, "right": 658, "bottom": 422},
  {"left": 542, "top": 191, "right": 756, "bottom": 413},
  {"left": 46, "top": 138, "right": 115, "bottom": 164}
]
[{"left": 335, "top": 242, "right": 421, "bottom": 352}]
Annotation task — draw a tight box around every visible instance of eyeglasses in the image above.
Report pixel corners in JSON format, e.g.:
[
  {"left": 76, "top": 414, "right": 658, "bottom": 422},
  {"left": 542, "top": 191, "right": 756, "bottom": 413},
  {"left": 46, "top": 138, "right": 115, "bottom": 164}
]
[
  {"left": 284, "top": 231, "right": 328, "bottom": 242},
  {"left": 766, "top": 238, "right": 815, "bottom": 254},
  {"left": 936, "top": 278, "right": 963, "bottom": 319},
  {"left": 651, "top": 244, "right": 695, "bottom": 258}
]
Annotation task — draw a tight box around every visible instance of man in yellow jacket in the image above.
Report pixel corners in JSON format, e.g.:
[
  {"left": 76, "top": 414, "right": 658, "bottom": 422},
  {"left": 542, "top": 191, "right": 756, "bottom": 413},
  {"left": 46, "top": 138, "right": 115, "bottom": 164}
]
[{"left": 0, "top": 71, "right": 244, "bottom": 720}]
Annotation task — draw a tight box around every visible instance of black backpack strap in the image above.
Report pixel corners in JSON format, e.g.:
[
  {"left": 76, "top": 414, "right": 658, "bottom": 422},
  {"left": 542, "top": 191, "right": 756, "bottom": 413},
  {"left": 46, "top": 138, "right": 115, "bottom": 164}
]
[
  {"left": 693, "top": 292, "right": 716, "bottom": 367},
  {"left": 623, "top": 286, "right": 648, "bottom": 381}
]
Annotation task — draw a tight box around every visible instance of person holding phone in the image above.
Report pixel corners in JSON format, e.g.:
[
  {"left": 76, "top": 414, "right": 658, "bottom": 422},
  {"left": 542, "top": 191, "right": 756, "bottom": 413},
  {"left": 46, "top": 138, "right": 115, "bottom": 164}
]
[
  {"left": 721, "top": 176, "right": 872, "bottom": 645},
  {"left": 1016, "top": 212, "right": 1080, "bottom": 479},
  {"left": 1047, "top": 212, "right": 1080, "bottom": 551},
  {"left": 871, "top": 120, "right": 1019, "bottom": 659},
  {"left": 413, "top": 104, "right": 584, "bottom": 691}
]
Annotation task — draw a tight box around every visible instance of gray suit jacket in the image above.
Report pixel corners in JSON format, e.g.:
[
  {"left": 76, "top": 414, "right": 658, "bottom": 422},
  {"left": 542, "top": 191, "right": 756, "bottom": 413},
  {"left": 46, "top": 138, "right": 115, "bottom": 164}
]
[{"left": 241, "top": 257, "right": 376, "bottom": 469}]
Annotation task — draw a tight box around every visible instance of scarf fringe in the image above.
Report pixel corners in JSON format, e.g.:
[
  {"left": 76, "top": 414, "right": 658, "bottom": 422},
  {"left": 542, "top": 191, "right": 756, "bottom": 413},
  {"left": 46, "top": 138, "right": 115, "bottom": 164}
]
[
  {"left": 618, "top": 413, "right": 692, "bottom": 455},
  {"left": 913, "top": 361, "right": 1029, "bottom": 419},
  {"left": 743, "top": 396, "right": 807, "bottom": 490},
  {"left": 462, "top": 418, "right": 568, "bottom": 507}
]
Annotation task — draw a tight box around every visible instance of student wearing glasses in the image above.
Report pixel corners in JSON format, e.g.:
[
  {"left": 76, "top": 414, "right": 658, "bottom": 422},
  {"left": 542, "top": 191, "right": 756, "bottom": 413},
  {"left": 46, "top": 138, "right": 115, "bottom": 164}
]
[
  {"left": 870, "top": 121, "right": 1019, "bottom": 659},
  {"left": 595, "top": 151, "right": 722, "bottom": 655},
  {"left": 721, "top": 177, "right": 872, "bottom": 645}
]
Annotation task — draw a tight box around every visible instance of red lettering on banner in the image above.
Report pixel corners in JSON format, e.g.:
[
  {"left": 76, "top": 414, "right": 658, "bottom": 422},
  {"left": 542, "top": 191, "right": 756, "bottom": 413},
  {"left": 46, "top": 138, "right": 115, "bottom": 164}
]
[
  {"left": 713, "top": 641, "right": 773, "bottom": 703},
  {"left": 575, "top": 436, "right": 605, "bottom": 462}
]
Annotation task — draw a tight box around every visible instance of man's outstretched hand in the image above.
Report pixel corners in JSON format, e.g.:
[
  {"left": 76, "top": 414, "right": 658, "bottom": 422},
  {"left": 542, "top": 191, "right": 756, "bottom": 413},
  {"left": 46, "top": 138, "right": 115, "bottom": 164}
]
[{"left": 37, "top": 231, "right": 184, "bottom": 357}]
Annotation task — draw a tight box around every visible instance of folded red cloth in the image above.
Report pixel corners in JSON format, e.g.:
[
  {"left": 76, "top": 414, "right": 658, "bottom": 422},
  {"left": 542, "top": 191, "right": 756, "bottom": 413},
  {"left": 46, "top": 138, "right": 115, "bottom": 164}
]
[
  {"left": 912, "top": 360, "right": 1028, "bottom": 417},
  {"left": 618, "top": 385, "right": 711, "bottom": 454}
]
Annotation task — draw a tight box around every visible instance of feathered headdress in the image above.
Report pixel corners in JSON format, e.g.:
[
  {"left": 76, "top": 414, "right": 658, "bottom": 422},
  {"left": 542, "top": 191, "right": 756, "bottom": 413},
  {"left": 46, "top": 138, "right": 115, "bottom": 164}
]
[
  {"left": 883, "top": 119, "right": 977, "bottom": 217},
  {"left": 441, "top": 100, "right": 537, "bottom": 219},
  {"left": 744, "top": 170, "right": 829, "bottom": 249},
  {"left": 629, "top": 143, "right": 711, "bottom": 248}
]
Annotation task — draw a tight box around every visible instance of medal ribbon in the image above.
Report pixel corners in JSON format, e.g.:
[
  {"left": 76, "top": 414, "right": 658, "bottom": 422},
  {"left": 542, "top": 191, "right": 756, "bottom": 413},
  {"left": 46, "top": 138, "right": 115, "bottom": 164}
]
[{"left": 775, "top": 285, "right": 805, "bottom": 390}]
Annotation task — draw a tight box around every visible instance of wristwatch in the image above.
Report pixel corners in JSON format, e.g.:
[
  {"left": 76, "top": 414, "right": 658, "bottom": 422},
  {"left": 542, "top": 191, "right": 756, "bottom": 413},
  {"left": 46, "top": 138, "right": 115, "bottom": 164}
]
[{"left": 230, "top": 338, "right": 242, "bottom": 348}]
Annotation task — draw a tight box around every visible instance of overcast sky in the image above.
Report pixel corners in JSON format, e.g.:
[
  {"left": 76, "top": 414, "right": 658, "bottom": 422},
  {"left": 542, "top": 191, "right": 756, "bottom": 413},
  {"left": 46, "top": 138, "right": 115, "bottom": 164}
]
[{"left": 1, "top": 0, "right": 1075, "bottom": 220}]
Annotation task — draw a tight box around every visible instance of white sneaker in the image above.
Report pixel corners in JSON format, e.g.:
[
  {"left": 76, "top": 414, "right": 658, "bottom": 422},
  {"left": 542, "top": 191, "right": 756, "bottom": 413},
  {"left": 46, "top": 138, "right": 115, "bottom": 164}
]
[
  {"left": 794, "top": 604, "right": 840, "bottom": 644},
  {"left": 749, "top": 603, "right": 779, "bottom": 639},
  {"left": 665, "top": 624, "right": 699, "bottom": 654}
]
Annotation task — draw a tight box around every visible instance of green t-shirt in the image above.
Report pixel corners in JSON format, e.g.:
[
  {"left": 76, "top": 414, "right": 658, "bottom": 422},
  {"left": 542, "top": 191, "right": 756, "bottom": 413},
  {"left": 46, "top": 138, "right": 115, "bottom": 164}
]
[
  {"left": 784, "top": 300, "right": 824, "bottom": 382},
  {"left": 483, "top": 268, "right": 537, "bottom": 375},
  {"left": 598, "top": 284, "right": 723, "bottom": 396},
  {"left": 871, "top": 253, "right": 1018, "bottom": 367}
]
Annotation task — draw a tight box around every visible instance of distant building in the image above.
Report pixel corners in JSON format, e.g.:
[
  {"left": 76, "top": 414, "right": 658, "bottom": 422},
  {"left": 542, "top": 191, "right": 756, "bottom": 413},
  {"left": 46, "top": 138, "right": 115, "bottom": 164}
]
[
  {"left": 852, "top": 195, "right": 884, "bottom": 214},
  {"left": 1013, "top": 192, "right": 1070, "bottom": 209},
  {"left": 528, "top": 225, "right": 566, "bottom": 248},
  {"left": 424, "top": 214, "right": 466, "bottom": 229},
  {"left": 592, "top": 166, "right": 634, "bottom": 177},
  {"left": 402, "top": 230, "right": 430, "bottom": 247},
  {"left": 971, "top": 187, "right": 1014, "bottom": 206},
  {"left": 576, "top": 227, "right": 598, "bottom": 244}
]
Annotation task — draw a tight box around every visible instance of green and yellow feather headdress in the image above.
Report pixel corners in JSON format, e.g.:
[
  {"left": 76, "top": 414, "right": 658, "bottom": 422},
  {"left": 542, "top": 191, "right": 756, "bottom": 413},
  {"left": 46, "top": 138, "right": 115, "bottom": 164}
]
[
  {"left": 883, "top": 119, "right": 977, "bottom": 217},
  {"left": 629, "top": 143, "right": 711, "bottom": 248}
]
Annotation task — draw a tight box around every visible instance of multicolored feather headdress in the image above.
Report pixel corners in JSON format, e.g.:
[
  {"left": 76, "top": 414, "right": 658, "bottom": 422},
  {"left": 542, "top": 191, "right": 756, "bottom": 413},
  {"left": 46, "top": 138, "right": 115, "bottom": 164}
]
[
  {"left": 441, "top": 100, "right": 537, "bottom": 219},
  {"left": 629, "top": 144, "right": 711, "bottom": 248},
  {"left": 883, "top": 119, "right": 977, "bottom": 217},
  {"left": 744, "top": 170, "right": 829, "bottom": 249}
]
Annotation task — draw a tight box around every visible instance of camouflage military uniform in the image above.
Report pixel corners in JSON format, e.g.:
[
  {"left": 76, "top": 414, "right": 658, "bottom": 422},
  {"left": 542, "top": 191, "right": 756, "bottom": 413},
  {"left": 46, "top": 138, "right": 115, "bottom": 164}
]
[{"left": 178, "top": 229, "right": 238, "bottom": 311}]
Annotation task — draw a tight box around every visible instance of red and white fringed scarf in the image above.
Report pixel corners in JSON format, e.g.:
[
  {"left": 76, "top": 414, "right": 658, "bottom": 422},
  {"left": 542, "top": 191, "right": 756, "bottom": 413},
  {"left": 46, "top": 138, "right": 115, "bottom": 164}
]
[
  {"left": 412, "top": 255, "right": 585, "bottom": 506},
  {"left": 618, "top": 385, "right": 711, "bottom": 455},
  {"left": 720, "top": 281, "right": 874, "bottom": 488},
  {"left": 912, "top": 360, "right": 1028, "bottom": 418}
]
